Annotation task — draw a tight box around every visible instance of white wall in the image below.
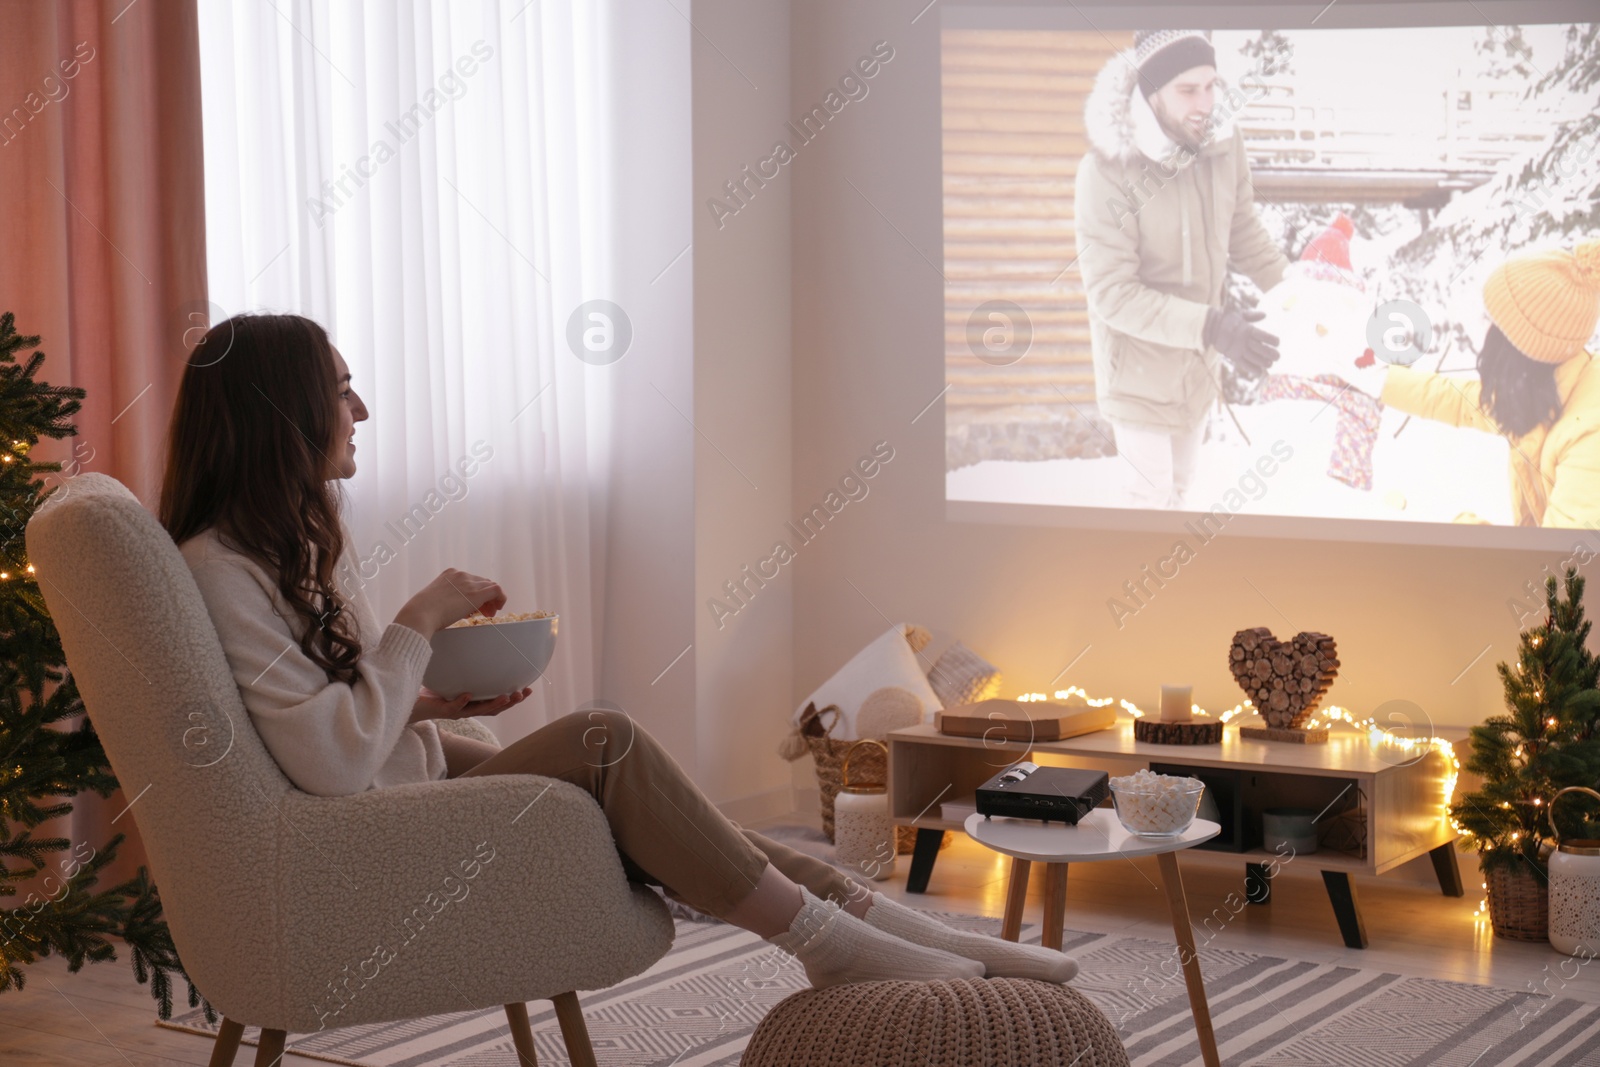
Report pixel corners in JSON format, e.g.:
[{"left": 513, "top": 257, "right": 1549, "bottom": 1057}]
[
  {"left": 787, "top": 0, "right": 1568, "bottom": 742},
  {"left": 597, "top": 1, "right": 699, "bottom": 769},
  {"left": 599, "top": 0, "right": 799, "bottom": 814},
  {"left": 657, "top": 0, "right": 1581, "bottom": 823},
  {"left": 692, "top": 0, "right": 797, "bottom": 818}
]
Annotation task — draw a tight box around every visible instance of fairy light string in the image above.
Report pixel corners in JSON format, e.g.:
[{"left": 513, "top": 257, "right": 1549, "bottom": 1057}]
[
  {"left": 1015, "top": 685, "right": 1477, "bottom": 916},
  {"left": 2, "top": 439, "right": 36, "bottom": 582},
  {"left": 1013, "top": 687, "right": 1463, "bottom": 831}
]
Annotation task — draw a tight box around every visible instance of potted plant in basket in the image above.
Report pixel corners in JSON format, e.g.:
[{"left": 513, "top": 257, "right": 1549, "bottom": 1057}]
[{"left": 1451, "top": 567, "right": 1600, "bottom": 941}]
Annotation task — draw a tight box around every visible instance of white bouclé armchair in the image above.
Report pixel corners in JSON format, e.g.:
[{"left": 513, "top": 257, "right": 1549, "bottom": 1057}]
[{"left": 25, "top": 474, "right": 674, "bottom": 1066}]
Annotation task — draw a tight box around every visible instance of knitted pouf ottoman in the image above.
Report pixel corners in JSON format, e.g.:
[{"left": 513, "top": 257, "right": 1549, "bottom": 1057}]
[{"left": 740, "top": 978, "right": 1130, "bottom": 1067}]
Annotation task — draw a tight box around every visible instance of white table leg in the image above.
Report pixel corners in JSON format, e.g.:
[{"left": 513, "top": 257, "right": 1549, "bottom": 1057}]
[{"left": 1156, "top": 850, "right": 1220, "bottom": 1067}]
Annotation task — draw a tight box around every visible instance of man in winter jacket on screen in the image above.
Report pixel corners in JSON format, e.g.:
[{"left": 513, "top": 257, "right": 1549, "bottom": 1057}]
[{"left": 1074, "top": 29, "right": 1290, "bottom": 509}]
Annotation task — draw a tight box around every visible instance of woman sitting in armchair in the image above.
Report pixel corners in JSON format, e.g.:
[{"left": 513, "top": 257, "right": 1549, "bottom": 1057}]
[{"left": 159, "top": 312, "right": 1077, "bottom": 989}]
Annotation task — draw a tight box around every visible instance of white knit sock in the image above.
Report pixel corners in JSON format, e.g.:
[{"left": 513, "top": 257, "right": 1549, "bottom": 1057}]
[
  {"left": 768, "top": 888, "right": 984, "bottom": 988},
  {"left": 863, "top": 892, "right": 1079, "bottom": 983}
]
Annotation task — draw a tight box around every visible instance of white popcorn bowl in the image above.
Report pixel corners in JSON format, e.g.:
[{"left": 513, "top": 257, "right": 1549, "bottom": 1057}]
[
  {"left": 423, "top": 615, "right": 558, "bottom": 701},
  {"left": 1110, "top": 777, "right": 1205, "bottom": 838}
]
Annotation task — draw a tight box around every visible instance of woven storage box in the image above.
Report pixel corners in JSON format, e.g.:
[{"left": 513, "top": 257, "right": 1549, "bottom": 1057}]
[
  {"left": 895, "top": 824, "right": 950, "bottom": 854},
  {"left": 741, "top": 977, "right": 1129, "bottom": 1067},
  {"left": 1486, "top": 863, "right": 1549, "bottom": 942}
]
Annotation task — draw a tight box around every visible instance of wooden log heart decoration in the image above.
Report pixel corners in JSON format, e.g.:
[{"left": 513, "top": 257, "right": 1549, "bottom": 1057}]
[{"left": 1228, "top": 627, "right": 1340, "bottom": 729}]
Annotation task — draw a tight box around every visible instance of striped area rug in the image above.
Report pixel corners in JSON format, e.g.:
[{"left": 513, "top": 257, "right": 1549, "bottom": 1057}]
[{"left": 156, "top": 908, "right": 1600, "bottom": 1066}]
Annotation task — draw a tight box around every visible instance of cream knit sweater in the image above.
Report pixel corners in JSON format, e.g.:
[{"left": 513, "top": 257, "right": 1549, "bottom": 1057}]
[{"left": 180, "top": 527, "right": 448, "bottom": 796}]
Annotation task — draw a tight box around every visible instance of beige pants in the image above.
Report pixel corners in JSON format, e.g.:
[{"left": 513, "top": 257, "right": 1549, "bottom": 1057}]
[{"left": 460, "top": 708, "right": 859, "bottom": 918}]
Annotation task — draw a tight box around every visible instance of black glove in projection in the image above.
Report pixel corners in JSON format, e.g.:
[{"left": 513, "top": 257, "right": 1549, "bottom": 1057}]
[{"left": 1203, "top": 306, "right": 1281, "bottom": 377}]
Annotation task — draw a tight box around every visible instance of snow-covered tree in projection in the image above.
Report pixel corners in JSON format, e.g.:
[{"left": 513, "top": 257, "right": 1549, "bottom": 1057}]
[{"left": 1389, "top": 24, "right": 1600, "bottom": 357}]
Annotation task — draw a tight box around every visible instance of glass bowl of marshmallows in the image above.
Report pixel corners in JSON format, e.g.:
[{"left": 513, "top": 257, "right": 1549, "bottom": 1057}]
[{"left": 1109, "top": 769, "right": 1206, "bottom": 838}]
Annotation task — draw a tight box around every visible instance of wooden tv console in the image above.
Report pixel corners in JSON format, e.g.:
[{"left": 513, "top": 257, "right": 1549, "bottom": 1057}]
[{"left": 886, "top": 720, "right": 1467, "bottom": 949}]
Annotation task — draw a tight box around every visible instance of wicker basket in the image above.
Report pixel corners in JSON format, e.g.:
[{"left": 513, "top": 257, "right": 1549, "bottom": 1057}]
[
  {"left": 801, "top": 705, "right": 884, "bottom": 843},
  {"left": 800, "top": 704, "right": 949, "bottom": 856},
  {"left": 896, "top": 824, "right": 950, "bottom": 854},
  {"left": 1486, "top": 862, "right": 1549, "bottom": 941}
]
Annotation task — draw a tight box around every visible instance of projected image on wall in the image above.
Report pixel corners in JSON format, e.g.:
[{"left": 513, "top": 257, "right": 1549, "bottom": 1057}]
[{"left": 942, "top": 21, "right": 1600, "bottom": 530}]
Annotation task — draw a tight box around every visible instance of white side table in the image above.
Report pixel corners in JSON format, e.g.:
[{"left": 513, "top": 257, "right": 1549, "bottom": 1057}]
[{"left": 965, "top": 810, "right": 1223, "bottom": 1067}]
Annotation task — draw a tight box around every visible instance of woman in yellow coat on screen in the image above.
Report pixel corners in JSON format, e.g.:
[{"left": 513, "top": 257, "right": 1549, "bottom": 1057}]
[{"left": 1363, "top": 239, "right": 1600, "bottom": 527}]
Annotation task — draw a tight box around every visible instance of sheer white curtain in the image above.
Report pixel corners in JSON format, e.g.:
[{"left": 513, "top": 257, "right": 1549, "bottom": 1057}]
[{"left": 197, "top": 0, "right": 619, "bottom": 737}]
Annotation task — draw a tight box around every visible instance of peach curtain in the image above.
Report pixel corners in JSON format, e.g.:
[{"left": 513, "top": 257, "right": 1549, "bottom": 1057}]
[{"left": 1, "top": 0, "right": 206, "bottom": 891}]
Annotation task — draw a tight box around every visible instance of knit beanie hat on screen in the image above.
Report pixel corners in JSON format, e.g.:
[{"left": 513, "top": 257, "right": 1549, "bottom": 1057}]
[
  {"left": 1297, "top": 213, "right": 1361, "bottom": 290},
  {"left": 1482, "top": 239, "right": 1600, "bottom": 364},
  {"left": 1134, "top": 29, "right": 1216, "bottom": 100}
]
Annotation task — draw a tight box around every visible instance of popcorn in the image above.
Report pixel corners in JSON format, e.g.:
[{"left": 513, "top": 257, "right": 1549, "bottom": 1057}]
[
  {"left": 1109, "top": 769, "right": 1204, "bottom": 836},
  {"left": 446, "top": 610, "right": 555, "bottom": 628}
]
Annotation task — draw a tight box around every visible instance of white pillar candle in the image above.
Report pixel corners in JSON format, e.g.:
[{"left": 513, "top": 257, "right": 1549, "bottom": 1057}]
[{"left": 1160, "top": 684, "right": 1193, "bottom": 723}]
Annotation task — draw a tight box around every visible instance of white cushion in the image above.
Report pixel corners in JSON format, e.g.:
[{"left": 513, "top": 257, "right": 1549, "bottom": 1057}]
[
  {"left": 855, "top": 686, "right": 927, "bottom": 740},
  {"left": 794, "top": 624, "right": 944, "bottom": 741}
]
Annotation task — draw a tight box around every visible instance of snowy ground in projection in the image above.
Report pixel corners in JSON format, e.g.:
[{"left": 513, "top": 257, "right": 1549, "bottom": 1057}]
[{"left": 947, "top": 393, "right": 1515, "bottom": 526}]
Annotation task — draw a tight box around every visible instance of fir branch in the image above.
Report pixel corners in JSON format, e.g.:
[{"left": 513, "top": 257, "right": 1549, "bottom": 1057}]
[
  {"left": 1457, "top": 565, "right": 1600, "bottom": 874},
  {"left": 0, "top": 312, "right": 201, "bottom": 1020},
  {"left": 110, "top": 867, "right": 215, "bottom": 1024}
]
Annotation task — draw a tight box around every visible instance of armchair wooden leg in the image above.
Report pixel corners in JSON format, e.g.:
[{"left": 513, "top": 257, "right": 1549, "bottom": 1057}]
[
  {"left": 207, "top": 1018, "right": 245, "bottom": 1067},
  {"left": 505, "top": 1002, "right": 539, "bottom": 1067},
  {"left": 553, "top": 991, "right": 599, "bottom": 1067},
  {"left": 253, "top": 1029, "right": 287, "bottom": 1067}
]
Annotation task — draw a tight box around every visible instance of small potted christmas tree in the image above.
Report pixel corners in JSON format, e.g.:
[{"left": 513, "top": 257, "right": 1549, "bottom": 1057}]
[
  {"left": 1451, "top": 566, "right": 1600, "bottom": 940},
  {"left": 0, "top": 312, "right": 209, "bottom": 1019}
]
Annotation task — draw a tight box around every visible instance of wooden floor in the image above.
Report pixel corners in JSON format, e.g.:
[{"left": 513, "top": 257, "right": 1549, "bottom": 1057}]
[{"left": 3, "top": 814, "right": 1597, "bottom": 1066}]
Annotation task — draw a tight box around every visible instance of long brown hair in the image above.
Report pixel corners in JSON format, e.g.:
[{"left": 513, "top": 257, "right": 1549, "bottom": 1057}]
[
  {"left": 160, "top": 313, "right": 362, "bottom": 684},
  {"left": 1477, "top": 324, "right": 1562, "bottom": 439}
]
